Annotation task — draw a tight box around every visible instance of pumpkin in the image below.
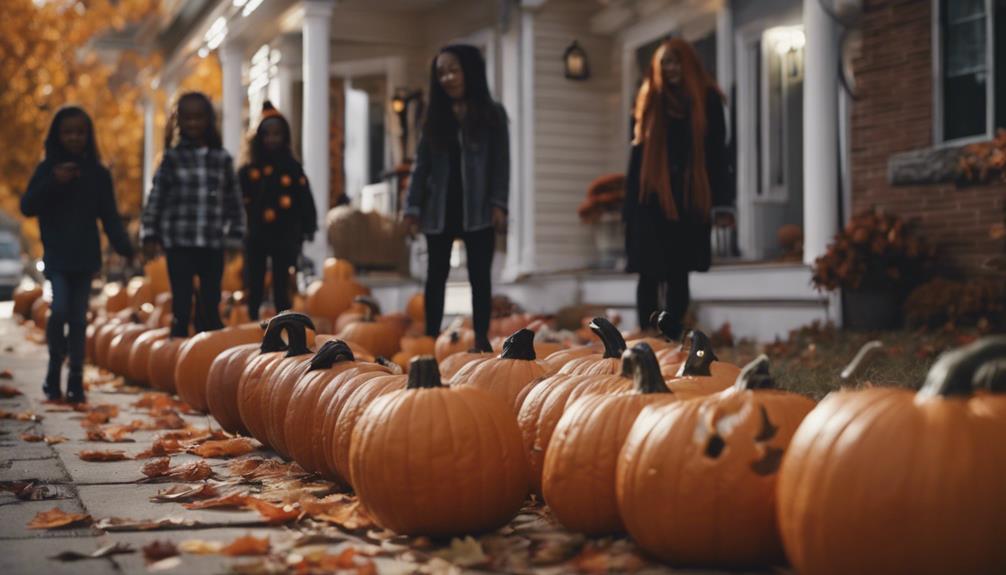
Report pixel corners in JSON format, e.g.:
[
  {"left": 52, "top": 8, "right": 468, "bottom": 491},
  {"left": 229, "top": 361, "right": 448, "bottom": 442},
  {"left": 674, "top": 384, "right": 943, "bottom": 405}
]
[
  {"left": 335, "top": 296, "right": 405, "bottom": 358},
  {"left": 87, "top": 315, "right": 117, "bottom": 364},
  {"left": 236, "top": 312, "right": 315, "bottom": 449},
  {"left": 542, "top": 344, "right": 597, "bottom": 373},
  {"left": 174, "top": 322, "right": 265, "bottom": 412},
  {"left": 542, "top": 343, "right": 676, "bottom": 535},
  {"left": 323, "top": 257, "right": 356, "bottom": 282},
  {"left": 206, "top": 342, "right": 261, "bottom": 434},
  {"left": 223, "top": 291, "right": 251, "bottom": 326},
  {"left": 144, "top": 256, "right": 170, "bottom": 296},
  {"left": 260, "top": 333, "right": 331, "bottom": 458},
  {"left": 95, "top": 316, "right": 139, "bottom": 369},
  {"left": 331, "top": 371, "right": 408, "bottom": 487},
  {"left": 147, "top": 337, "right": 187, "bottom": 393},
  {"left": 627, "top": 311, "right": 683, "bottom": 353},
  {"left": 392, "top": 334, "right": 436, "bottom": 371},
  {"left": 222, "top": 254, "right": 244, "bottom": 292},
  {"left": 617, "top": 355, "right": 815, "bottom": 568},
  {"left": 31, "top": 296, "right": 50, "bottom": 331},
  {"left": 305, "top": 269, "right": 369, "bottom": 323},
  {"left": 283, "top": 340, "right": 373, "bottom": 473},
  {"left": 533, "top": 340, "right": 566, "bottom": 360},
  {"left": 126, "top": 327, "right": 170, "bottom": 384},
  {"left": 12, "top": 283, "right": 43, "bottom": 320},
  {"left": 453, "top": 329, "right": 551, "bottom": 412},
  {"left": 439, "top": 349, "right": 494, "bottom": 380},
  {"left": 147, "top": 292, "right": 173, "bottom": 330},
  {"left": 106, "top": 323, "right": 150, "bottom": 377},
  {"left": 349, "top": 356, "right": 529, "bottom": 536},
  {"left": 103, "top": 282, "right": 129, "bottom": 314},
  {"left": 776, "top": 337, "right": 1006, "bottom": 575},
  {"left": 663, "top": 330, "right": 740, "bottom": 393},
  {"left": 405, "top": 292, "right": 424, "bottom": 324},
  {"left": 434, "top": 325, "right": 476, "bottom": 361},
  {"left": 127, "top": 277, "right": 153, "bottom": 308},
  {"left": 559, "top": 317, "right": 627, "bottom": 375}
]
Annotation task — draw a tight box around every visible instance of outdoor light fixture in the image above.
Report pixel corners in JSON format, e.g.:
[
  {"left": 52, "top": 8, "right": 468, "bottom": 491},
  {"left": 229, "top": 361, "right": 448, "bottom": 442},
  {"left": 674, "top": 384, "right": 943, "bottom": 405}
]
[
  {"left": 392, "top": 88, "right": 424, "bottom": 160},
  {"left": 563, "top": 40, "right": 590, "bottom": 81}
]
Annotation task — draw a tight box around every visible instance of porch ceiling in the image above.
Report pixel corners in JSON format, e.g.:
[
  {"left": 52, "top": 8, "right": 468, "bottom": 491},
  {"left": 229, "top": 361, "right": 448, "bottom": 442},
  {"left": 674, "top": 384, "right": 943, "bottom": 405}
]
[{"left": 336, "top": 0, "right": 450, "bottom": 11}]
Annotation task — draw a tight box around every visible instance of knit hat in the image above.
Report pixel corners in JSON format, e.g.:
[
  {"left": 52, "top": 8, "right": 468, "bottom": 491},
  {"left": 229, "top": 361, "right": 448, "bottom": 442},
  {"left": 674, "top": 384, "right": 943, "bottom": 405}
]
[{"left": 260, "top": 100, "right": 284, "bottom": 122}]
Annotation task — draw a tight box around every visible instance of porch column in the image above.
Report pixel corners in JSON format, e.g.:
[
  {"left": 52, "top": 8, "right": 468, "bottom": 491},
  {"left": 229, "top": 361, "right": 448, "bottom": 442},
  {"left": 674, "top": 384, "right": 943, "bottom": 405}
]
[
  {"left": 273, "top": 34, "right": 301, "bottom": 114},
  {"left": 220, "top": 40, "right": 245, "bottom": 162},
  {"left": 802, "top": 0, "right": 840, "bottom": 264},
  {"left": 301, "top": 0, "right": 335, "bottom": 271},
  {"left": 715, "top": 3, "right": 734, "bottom": 139},
  {"left": 141, "top": 96, "right": 155, "bottom": 202}
]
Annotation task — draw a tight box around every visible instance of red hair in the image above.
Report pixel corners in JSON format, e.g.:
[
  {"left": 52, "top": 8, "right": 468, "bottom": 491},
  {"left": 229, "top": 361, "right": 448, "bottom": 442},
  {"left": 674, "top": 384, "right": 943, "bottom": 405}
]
[{"left": 633, "top": 38, "right": 723, "bottom": 220}]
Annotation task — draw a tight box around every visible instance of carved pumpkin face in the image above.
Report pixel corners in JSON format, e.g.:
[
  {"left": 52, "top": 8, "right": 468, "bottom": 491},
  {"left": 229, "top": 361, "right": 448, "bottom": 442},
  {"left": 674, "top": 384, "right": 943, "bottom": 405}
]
[
  {"left": 777, "top": 337, "right": 1006, "bottom": 575},
  {"left": 617, "top": 356, "right": 815, "bottom": 568}
]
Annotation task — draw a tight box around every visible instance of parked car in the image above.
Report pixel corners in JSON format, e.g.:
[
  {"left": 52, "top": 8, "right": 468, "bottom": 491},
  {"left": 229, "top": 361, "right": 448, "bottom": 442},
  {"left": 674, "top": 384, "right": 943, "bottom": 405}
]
[{"left": 0, "top": 230, "right": 24, "bottom": 299}]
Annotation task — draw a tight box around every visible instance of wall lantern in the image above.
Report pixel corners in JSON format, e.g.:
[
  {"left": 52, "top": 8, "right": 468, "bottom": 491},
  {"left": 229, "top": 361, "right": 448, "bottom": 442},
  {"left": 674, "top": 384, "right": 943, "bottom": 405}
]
[{"left": 563, "top": 40, "right": 590, "bottom": 81}]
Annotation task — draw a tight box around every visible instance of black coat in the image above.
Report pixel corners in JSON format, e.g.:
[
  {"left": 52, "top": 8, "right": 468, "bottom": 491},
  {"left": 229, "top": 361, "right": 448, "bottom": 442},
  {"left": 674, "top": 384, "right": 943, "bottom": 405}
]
[
  {"left": 21, "top": 159, "right": 133, "bottom": 274},
  {"left": 623, "top": 88, "right": 731, "bottom": 278},
  {"left": 238, "top": 156, "right": 318, "bottom": 248}
]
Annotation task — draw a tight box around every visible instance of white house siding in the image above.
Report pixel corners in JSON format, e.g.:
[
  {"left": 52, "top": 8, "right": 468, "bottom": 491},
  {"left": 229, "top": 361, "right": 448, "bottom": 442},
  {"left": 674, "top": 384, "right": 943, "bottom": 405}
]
[{"left": 533, "top": 0, "right": 622, "bottom": 273}]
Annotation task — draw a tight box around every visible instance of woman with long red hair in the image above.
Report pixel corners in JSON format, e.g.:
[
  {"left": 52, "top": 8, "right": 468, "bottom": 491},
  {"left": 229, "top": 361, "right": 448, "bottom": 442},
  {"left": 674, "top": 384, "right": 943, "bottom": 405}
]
[{"left": 623, "top": 37, "right": 731, "bottom": 338}]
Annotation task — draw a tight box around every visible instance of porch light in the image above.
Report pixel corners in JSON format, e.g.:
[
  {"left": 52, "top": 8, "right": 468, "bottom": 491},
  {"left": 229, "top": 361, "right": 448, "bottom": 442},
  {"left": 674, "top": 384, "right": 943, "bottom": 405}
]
[
  {"left": 766, "top": 26, "right": 805, "bottom": 56},
  {"left": 563, "top": 40, "right": 590, "bottom": 81}
]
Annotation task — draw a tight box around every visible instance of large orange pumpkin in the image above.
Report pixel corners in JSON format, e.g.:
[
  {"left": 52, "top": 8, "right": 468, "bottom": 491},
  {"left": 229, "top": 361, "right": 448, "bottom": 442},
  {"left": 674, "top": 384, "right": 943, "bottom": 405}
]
[
  {"left": 331, "top": 371, "right": 408, "bottom": 487},
  {"left": 31, "top": 296, "right": 49, "bottom": 331},
  {"left": 127, "top": 327, "right": 170, "bottom": 384},
  {"left": 617, "top": 355, "right": 815, "bottom": 568},
  {"left": 147, "top": 337, "right": 187, "bottom": 393},
  {"left": 777, "top": 338, "right": 1006, "bottom": 575},
  {"left": 439, "top": 349, "right": 494, "bottom": 380},
  {"left": 206, "top": 342, "right": 261, "bottom": 435},
  {"left": 127, "top": 277, "right": 153, "bottom": 309},
  {"left": 174, "top": 322, "right": 265, "bottom": 412},
  {"left": 235, "top": 313, "right": 315, "bottom": 449},
  {"left": 434, "top": 325, "right": 476, "bottom": 361},
  {"left": 335, "top": 296, "right": 405, "bottom": 358},
  {"left": 626, "top": 311, "right": 683, "bottom": 353},
  {"left": 144, "top": 257, "right": 170, "bottom": 296},
  {"left": 260, "top": 335, "right": 329, "bottom": 458},
  {"left": 350, "top": 356, "right": 529, "bottom": 536},
  {"left": 103, "top": 282, "right": 129, "bottom": 314},
  {"left": 663, "top": 330, "right": 741, "bottom": 393},
  {"left": 87, "top": 315, "right": 118, "bottom": 364},
  {"left": 542, "top": 343, "right": 676, "bottom": 535},
  {"left": 452, "top": 328, "right": 551, "bottom": 412},
  {"left": 12, "top": 283, "right": 43, "bottom": 320},
  {"left": 95, "top": 316, "right": 141, "bottom": 370},
  {"left": 322, "top": 257, "right": 356, "bottom": 282},
  {"left": 542, "top": 344, "right": 597, "bottom": 373},
  {"left": 559, "top": 318, "right": 627, "bottom": 375},
  {"left": 305, "top": 270, "right": 369, "bottom": 323},
  {"left": 392, "top": 334, "right": 436, "bottom": 372},
  {"left": 405, "top": 292, "right": 424, "bottom": 324},
  {"left": 106, "top": 324, "right": 151, "bottom": 377}
]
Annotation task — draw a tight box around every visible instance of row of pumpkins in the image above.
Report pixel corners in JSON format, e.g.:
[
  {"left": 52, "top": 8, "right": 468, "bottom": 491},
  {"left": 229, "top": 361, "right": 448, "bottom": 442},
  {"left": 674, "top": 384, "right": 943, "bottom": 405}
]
[{"left": 20, "top": 258, "right": 1005, "bottom": 573}]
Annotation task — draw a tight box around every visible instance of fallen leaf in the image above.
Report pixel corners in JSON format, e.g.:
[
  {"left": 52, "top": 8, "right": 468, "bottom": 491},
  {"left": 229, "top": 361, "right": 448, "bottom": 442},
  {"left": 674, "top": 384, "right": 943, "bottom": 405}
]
[
  {"left": 142, "top": 540, "right": 179, "bottom": 563},
  {"left": 569, "top": 542, "right": 647, "bottom": 574},
  {"left": 1, "top": 481, "right": 60, "bottom": 501},
  {"left": 0, "top": 383, "right": 21, "bottom": 396},
  {"left": 0, "top": 410, "right": 42, "bottom": 422},
  {"left": 20, "top": 432, "right": 44, "bottom": 442},
  {"left": 292, "top": 547, "right": 376, "bottom": 573},
  {"left": 168, "top": 461, "right": 214, "bottom": 481},
  {"left": 95, "top": 516, "right": 201, "bottom": 531},
  {"left": 146, "top": 556, "right": 183, "bottom": 572},
  {"left": 142, "top": 457, "right": 173, "bottom": 478},
  {"left": 150, "top": 483, "right": 219, "bottom": 503},
  {"left": 178, "top": 539, "right": 224, "bottom": 555},
  {"left": 245, "top": 497, "right": 301, "bottom": 524},
  {"left": 136, "top": 438, "right": 186, "bottom": 459},
  {"left": 149, "top": 410, "right": 187, "bottom": 430},
  {"left": 433, "top": 536, "right": 489, "bottom": 568},
  {"left": 182, "top": 491, "right": 249, "bottom": 510},
  {"left": 190, "top": 437, "right": 256, "bottom": 459},
  {"left": 220, "top": 534, "right": 270, "bottom": 556},
  {"left": 86, "top": 424, "right": 137, "bottom": 443},
  {"left": 44, "top": 403, "right": 75, "bottom": 412},
  {"left": 27, "top": 507, "right": 91, "bottom": 529},
  {"left": 228, "top": 457, "right": 308, "bottom": 481},
  {"left": 306, "top": 495, "right": 376, "bottom": 531},
  {"left": 0, "top": 369, "right": 13, "bottom": 380},
  {"left": 78, "top": 449, "right": 130, "bottom": 462},
  {"left": 45, "top": 435, "right": 69, "bottom": 445},
  {"left": 49, "top": 542, "right": 134, "bottom": 562}
]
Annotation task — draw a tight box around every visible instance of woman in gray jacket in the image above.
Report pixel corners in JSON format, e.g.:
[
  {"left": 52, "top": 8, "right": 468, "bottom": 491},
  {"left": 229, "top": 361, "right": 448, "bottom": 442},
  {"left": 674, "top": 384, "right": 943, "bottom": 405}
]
[{"left": 404, "top": 44, "right": 509, "bottom": 351}]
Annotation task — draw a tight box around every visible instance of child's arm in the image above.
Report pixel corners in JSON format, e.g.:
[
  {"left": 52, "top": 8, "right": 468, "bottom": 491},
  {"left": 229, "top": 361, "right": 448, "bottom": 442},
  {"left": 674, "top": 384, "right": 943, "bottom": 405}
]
[
  {"left": 97, "top": 168, "right": 135, "bottom": 259},
  {"left": 222, "top": 155, "right": 245, "bottom": 243},
  {"left": 403, "top": 134, "right": 431, "bottom": 221},
  {"left": 20, "top": 162, "right": 60, "bottom": 217},
  {"left": 298, "top": 173, "right": 318, "bottom": 242},
  {"left": 141, "top": 155, "right": 173, "bottom": 245}
]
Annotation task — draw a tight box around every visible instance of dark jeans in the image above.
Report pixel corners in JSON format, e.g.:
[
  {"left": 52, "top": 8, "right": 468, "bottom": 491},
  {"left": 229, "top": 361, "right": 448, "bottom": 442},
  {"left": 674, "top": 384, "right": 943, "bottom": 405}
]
[
  {"left": 244, "top": 238, "right": 298, "bottom": 320},
  {"left": 637, "top": 271, "right": 689, "bottom": 336},
  {"left": 166, "top": 247, "right": 224, "bottom": 337},
  {"left": 425, "top": 227, "right": 494, "bottom": 346},
  {"left": 45, "top": 271, "right": 91, "bottom": 387}
]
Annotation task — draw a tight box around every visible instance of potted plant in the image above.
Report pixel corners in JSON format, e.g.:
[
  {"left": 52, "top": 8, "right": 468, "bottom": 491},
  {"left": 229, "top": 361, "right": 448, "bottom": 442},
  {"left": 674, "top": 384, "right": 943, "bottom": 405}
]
[{"left": 812, "top": 209, "right": 934, "bottom": 330}]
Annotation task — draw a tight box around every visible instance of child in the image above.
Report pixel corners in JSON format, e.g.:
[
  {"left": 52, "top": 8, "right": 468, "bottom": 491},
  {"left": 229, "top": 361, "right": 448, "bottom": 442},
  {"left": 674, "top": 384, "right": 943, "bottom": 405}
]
[
  {"left": 141, "top": 92, "right": 244, "bottom": 337},
  {"left": 239, "top": 101, "right": 317, "bottom": 319},
  {"left": 21, "top": 106, "right": 135, "bottom": 403}
]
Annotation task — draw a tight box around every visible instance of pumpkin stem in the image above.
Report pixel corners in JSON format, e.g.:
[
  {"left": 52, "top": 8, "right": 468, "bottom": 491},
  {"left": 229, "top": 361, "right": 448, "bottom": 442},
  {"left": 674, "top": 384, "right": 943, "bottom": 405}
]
[
  {"left": 406, "top": 356, "right": 442, "bottom": 389},
  {"left": 353, "top": 296, "right": 381, "bottom": 322},
  {"left": 975, "top": 360, "right": 1006, "bottom": 393},
  {"left": 918, "top": 336, "right": 1006, "bottom": 398},
  {"left": 589, "top": 317, "right": 627, "bottom": 359},
  {"left": 675, "top": 330, "right": 718, "bottom": 377},
  {"left": 623, "top": 343, "right": 671, "bottom": 394},
  {"left": 651, "top": 311, "right": 681, "bottom": 342},
  {"left": 260, "top": 312, "right": 315, "bottom": 356},
  {"left": 449, "top": 331, "right": 461, "bottom": 344},
  {"left": 375, "top": 356, "right": 404, "bottom": 375},
  {"left": 308, "top": 339, "right": 356, "bottom": 371},
  {"left": 840, "top": 340, "right": 884, "bottom": 381},
  {"left": 733, "top": 355, "right": 775, "bottom": 391},
  {"left": 501, "top": 329, "right": 536, "bottom": 361}
]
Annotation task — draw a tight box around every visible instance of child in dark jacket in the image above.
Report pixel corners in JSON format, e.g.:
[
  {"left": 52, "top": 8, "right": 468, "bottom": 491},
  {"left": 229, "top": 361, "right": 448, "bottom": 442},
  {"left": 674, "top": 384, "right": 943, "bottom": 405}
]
[
  {"left": 141, "top": 92, "right": 245, "bottom": 337},
  {"left": 238, "top": 102, "right": 318, "bottom": 320},
  {"left": 21, "top": 106, "right": 134, "bottom": 403}
]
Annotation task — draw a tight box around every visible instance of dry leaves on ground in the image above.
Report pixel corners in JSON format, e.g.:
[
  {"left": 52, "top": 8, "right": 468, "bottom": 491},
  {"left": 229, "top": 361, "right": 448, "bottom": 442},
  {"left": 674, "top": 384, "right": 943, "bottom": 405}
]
[
  {"left": 0, "top": 410, "right": 42, "bottom": 422},
  {"left": 27, "top": 507, "right": 92, "bottom": 529},
  {"left": 95, "top": 516, "right": 202, "bottom": 531},
  {"left": 221, "top": 534, "right": 271, "bottom": 556},
  {"left": 140, "top": 457, "right": 214, "bottom": 482},
  {"left": 182, "top": 491, "right": 250, "bottom": 510},
  {"left": 85, "top": 424, "right": 137, "bottom": 443},
  {"left": 245, "top": 497, "right": 302, "bottom": 524},
  {"left": 78, "top": 449, "right": 130, "bottom": 462},
  {"left": 432, "top": 537, "right": 490, "bottom": 568},
  {"left": 179, "top": 539, "right": 225, "bottom": 554},
  {"left": 189, "top": 437, "right": 256, "bottom": 459},
  {"left": 150, "top": 483, "right": 219, "bottom": 503},
  {"left": 136, "top": 437, "right": 186, "bottom": 459},
  {"left": 18, "top": 432, "right": 67, "bottom": 444},
  {"left": 1, "top": 481, "right": 66, "bottom": 501},
  {"left": 228, "top": 457, "right": 309, "bottom": 481},
  {"left": 300, "top": 494, "right": 375, "bottom": 531},
  {"left": 0, "top": 383, "right": 21, "bottom": 396},
  {"left": 0, "top": 369, "right": 13, "bottom": 380},
  {"left": 49, "top": 542, "right": 134, "bottom": 562},
  {"left": 142, "top": 540, "right": 179, "bottom": 563},
  {"left": 289, "top": 547, "right": 376, "bottom": 574}
]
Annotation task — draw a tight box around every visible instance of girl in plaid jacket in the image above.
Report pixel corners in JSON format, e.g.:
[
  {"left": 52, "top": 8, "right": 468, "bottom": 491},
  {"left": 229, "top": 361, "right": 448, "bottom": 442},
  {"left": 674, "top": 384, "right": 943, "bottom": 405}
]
[{"left": 141, "top": 92, "right": 245, "bottom": 337}]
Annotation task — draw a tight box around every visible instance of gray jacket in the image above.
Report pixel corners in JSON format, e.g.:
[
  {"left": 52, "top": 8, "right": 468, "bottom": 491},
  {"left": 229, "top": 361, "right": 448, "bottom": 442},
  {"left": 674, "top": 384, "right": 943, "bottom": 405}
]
[{"left": 404, "top": 104, "right": 510, "bottom": 234}]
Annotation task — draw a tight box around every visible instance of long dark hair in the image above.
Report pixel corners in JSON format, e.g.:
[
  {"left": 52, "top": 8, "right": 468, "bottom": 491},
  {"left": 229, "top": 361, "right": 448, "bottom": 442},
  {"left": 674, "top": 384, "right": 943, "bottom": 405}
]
[
  {"left": 164, "top": 91, "right": 223, "bottom": 149},
  {"left": 423, "top": 44, "right": 499, "bottom": 149},
  {"left": 44, "top": 106, "right": 101, "bottom": 164},
  {"left": 247, "top": 103, "right": 297, "bottom": 166}
]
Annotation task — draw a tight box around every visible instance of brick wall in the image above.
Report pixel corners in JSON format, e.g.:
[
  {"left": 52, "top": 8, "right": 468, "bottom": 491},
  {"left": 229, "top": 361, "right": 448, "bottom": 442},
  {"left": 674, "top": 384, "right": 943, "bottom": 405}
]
[{"left": 851, "top": 0, "right": 1005, "bottom": 277}]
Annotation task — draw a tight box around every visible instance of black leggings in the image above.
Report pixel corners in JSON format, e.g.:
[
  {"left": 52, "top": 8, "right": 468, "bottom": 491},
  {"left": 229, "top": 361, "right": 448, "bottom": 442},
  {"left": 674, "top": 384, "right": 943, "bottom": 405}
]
[
  {"left": 424, "top": 228, "right": 494, "bottom": 346},
  {"left": 636, "top": 271, "right": 689, "bottom": 336},
  {"left": 166, "top": 247, "right": 224, "bottom": 337},
  {"left": 46, "top": 271, "right": 91, "bottom": 385},
  {"left": 244, "top": 239, "right": 297, "bottom": 320}
]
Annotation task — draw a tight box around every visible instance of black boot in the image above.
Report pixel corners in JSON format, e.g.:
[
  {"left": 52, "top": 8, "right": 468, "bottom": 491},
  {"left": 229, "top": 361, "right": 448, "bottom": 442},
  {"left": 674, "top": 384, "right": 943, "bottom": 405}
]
[
  {"left": 42, "top": 360, "right": 62, "bottom": 402},
  {"left": 65, "top": 369, "right": 85, "bottom": 405}
]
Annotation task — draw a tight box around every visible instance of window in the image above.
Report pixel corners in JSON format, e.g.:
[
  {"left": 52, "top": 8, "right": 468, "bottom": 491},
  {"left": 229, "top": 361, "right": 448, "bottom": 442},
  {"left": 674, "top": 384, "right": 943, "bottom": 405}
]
[
  {"left": 936, "top": 0, "right": 1005, "bottom": 142},
  {"left": 755, "top": 26, "right": 804, "bottom": 198}
]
